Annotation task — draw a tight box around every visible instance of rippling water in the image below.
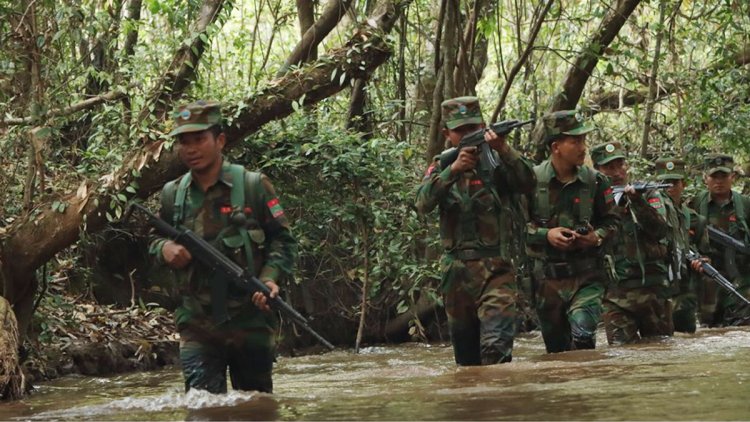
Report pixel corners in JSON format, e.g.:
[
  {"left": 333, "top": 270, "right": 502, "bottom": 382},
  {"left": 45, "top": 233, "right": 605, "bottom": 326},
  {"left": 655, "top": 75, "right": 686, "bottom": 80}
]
[{"left": 2, "top": 327, "right": 748, "bottom": 420}]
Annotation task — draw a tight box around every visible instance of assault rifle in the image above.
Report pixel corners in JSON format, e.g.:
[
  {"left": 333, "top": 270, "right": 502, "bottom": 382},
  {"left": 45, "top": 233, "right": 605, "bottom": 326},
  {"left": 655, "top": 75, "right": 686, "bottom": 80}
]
[
  {"left": 439, "top": 119, "right": 535, "bottom": 172},
  {"left": 126, "top": 203, "right": 335, "bottom": 351},
  {"left": 611, "top": 181, "right": 672, "bottom": 203},
  {"left": 706, "top": 225, "right": 750, "bottom": 280},
  {"left": 707, "top": 226, "right": 750, "bottom": 255},
  {"left": 685, "top": 250, "right": 750, "bottom": 307}
]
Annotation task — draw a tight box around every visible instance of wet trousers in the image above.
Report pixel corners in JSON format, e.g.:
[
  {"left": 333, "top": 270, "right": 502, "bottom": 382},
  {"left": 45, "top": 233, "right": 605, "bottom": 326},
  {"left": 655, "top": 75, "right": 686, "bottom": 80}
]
[
  {"left": 603, "top": 284, "right": 673, "bottom": 345},
  {"left": 534, "top": 271, "right": 604, "bottom": 353},
  {"left": 442, "top": 255, "right": 518, "bottom": 366}
]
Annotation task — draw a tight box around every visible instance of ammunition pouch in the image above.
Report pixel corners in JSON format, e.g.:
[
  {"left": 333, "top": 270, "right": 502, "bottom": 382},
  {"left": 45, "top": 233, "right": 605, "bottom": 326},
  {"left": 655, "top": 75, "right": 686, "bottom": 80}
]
[{"left": 535, "top": 258, "right": 599, "bottom": 280}]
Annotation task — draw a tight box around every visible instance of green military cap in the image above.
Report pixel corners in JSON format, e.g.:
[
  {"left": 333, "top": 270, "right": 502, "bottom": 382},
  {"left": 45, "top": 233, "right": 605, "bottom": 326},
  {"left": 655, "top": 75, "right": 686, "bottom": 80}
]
[
  {"left": 590, "top": 141, "right": 626, "bottom": 166},
  {"left": 168, "top": 100, "right": 222, "bottom": 136},
  {"left": 703, "top": 153, "right": 734, "bottom": 175},
  {"left": 441, "top": 96, "right": 483, "bottom": 130},
  {"left": 655, "top": 157, "right": 687, "bottom": 181},
  {"left": 542, "top": 110, "right": 595, "bottom": 142}
]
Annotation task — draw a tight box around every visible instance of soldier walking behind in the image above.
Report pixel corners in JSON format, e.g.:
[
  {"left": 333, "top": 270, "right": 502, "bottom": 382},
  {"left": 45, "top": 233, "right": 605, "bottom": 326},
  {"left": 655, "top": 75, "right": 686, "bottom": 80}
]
[
  {"left": 526, "top": 111, "right": 619, "bottom": 353},
  {"left": 690, "top": 154, "right": 750, "bottom": 326},
  {"left": 656, "top": 157, "right": 709, "bottom": 333},
  {"left": 593, "top": 142, "right": 673, "bottom": 344},
  {"left": 415, "top": 96, "right": 535, "bottom": 365}
]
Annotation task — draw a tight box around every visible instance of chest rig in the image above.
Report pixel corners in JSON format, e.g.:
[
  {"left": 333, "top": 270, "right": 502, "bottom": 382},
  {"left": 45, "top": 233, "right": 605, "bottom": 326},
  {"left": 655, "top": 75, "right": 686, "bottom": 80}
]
[
  {"left": 533, "top": 163, "right": 596, "bottom": 228},
  {"left": 164, "top": 164, "right": 263, "bottom": 275}
]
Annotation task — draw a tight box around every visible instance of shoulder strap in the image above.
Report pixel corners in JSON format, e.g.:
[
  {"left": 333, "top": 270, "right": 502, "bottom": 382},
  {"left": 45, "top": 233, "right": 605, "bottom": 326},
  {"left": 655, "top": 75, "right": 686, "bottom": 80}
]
[
  {"left": 533, "top": 163, "right": 552, "bottom": 222},
  {"left": 245, "top": 170, "right": 263, "bottom": 212},
  {"left": 173, "top": 173, "right": 192, "bottom": 226},
  {"left": 731, "top": 191, "right": 750, "bottom": 236},
  {"left": 697, "top": 191, "right": 709, "bottom": 218},
  {"left": 578, "top": 166, "right": 596, "bottom": 223},
  {"left": 228, "top": 164, "right": 246, "bottom": 209}
]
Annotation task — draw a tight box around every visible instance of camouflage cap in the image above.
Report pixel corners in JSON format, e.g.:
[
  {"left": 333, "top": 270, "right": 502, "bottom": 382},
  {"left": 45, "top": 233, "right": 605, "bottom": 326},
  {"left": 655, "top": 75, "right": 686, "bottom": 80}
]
[
  {"left": 590, "top": 141, "right": 626, "bottom": 166},
  {"left": 655, "top": 157, "right": 686, "bottom": 181},
  {"left": 441, "top": 96, "right": 484, "bottom": 130},
  {"left": 542, "top": 110, "right": 595, "bottom": 142},
  {"left": 168, "top": 100, "right": 222, "bottom": 137},
  {"left": 704, "top": 153, "right": 734, "bottom": 175}
]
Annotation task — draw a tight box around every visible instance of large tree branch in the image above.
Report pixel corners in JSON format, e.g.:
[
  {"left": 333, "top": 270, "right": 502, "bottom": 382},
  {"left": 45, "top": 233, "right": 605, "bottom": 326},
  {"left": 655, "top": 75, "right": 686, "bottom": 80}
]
[
  {"left": 0, "top": 90, "right": 128, "bottom": 127},
  {"left": 138, "top": 0, "right": 227, "bottom": 123},
  {"left": 276, "top": 0, "right": 354, "bottom": 77}
]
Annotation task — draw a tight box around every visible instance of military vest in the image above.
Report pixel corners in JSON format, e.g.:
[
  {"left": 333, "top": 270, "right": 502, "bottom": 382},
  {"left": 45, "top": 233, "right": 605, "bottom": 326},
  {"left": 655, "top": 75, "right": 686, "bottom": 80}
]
[
  {"left": 162, "top": 163, "right": 264, "bottom": 276},
  {"left": 532, "top": 162, "right": 597, "bottom": 226},
  {"left": 436, "top": 149, "right": 513, "bottom": 260}
]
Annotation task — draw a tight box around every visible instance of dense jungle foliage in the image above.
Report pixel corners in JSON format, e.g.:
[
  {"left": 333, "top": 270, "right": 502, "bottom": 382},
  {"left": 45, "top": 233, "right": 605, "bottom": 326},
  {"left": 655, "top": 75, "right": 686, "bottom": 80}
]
[{"left": 1, "top": 0, "right": 749, "bottom": 373}]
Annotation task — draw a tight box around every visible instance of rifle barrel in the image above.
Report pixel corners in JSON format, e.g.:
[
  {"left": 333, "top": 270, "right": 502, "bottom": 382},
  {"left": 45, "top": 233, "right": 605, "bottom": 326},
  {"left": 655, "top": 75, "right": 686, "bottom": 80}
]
[{"left": 127, "top": 202, "right": 336, "bottom": 350}]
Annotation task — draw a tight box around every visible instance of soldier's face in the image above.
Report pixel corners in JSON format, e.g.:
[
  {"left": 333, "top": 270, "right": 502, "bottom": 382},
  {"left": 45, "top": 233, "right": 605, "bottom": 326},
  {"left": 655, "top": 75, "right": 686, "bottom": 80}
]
[
  {"left": 705, "top": 171, "right": 734, "bottom": 196},
  {"left": 597, "top": 158, "right": 628, "bottom": 185},
  {"left": 177, "top": 129, "right": 226, "bottom": 173},
  {"left": 443, "top": 123, "right": 483, "bottom": 147},
  {"left": 552, "top": 135, "right": 586, "bottom": 166},
  {"left": 666, "top": 179, "right": 685, "bottom": 202}
]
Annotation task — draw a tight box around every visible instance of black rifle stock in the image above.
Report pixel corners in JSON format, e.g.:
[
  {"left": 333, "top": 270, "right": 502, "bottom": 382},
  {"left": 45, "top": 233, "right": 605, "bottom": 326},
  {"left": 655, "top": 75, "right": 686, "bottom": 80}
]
[
  {"left": 685, "top": 250, "right": 750, "bottom": 307},
  {"left": 128, "top": 203, "right": 335, "bottom": 351}
]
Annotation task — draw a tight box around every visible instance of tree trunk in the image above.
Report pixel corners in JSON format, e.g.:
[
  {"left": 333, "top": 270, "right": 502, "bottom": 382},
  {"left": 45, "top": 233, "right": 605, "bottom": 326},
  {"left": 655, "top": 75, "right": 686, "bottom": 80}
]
[
  {"left": 138, "top": 0, "right": 228, "bottom": 123},
  {"left": 639, "top": 0, "right": 667, "bottom": 158},
  {"left": 531, "top": 0, "right": 643, "bottom": 161},
  {"left": 296, "top": 0, "right": 318, "bottom": 61},
  {"left": 0, "top": 297, "right": 24, "bottom": 400},
  {"left": 277, "top": 0, "right": 354, "bottom": 76}
]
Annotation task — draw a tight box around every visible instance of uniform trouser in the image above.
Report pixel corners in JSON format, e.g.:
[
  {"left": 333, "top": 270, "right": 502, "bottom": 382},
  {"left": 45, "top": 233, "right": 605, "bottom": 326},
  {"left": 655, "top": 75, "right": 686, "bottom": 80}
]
[
  {"left": 441, "top": 255, "right": 518, "bottom": 366},
  {"left": 672, "top": 292, "right": 698, "bottom": 333},
  {"left": 534, "top": 271, "right": 604, "bottom": 353},
  {"left": 179, "top": 321, "right": 275, "bottom": 394},
  {"left": 603, "top": 284, "right": 673, "bottom": 345}
]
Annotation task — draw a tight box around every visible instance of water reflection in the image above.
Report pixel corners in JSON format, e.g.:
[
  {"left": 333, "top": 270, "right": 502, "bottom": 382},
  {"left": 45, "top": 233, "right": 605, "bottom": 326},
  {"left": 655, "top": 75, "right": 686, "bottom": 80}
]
[{"left": 2, "top": 327, "right": 748, "bottom": 420}]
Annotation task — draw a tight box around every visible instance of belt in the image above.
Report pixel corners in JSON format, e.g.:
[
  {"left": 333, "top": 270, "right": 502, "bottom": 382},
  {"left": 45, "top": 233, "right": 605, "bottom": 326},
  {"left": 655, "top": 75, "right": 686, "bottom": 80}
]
[
  {"left": 540, "top": 258, "right": 599, "bottom": 279},
  {"left": 448, "top": 248, "right": 501, "bottom": 261}
]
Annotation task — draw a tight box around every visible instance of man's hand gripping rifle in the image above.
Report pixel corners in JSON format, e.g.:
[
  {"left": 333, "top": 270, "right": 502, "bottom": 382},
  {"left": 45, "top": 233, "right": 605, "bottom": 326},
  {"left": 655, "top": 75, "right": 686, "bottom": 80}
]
[
  {"left": 126, "top": 202, "right": 335, "bottom": 351},
  {"left": 439, "top": 119, "right": 535, "bottom": 178},
  {"left": 684, "top": 250, "right": 750, "bottom": 307},
  {"left": 611, "top": 181, "right": 673, "bottom": 204}
]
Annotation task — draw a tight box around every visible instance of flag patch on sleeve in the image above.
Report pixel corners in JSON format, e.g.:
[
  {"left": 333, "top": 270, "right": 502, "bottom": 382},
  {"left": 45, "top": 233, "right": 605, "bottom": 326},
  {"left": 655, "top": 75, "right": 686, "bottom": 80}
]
[{"left": 267, "top": 198, "right": 285, "bottom": 218}]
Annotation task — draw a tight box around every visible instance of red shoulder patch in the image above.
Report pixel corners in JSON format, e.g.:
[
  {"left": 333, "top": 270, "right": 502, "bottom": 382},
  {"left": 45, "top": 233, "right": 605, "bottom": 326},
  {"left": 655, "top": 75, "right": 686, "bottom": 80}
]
[
  {"left": 424, "top": 163, "right": 437, "bottom": 177},
  {"left": 267, "top": 198, "right": 285, "bottom": 218}
]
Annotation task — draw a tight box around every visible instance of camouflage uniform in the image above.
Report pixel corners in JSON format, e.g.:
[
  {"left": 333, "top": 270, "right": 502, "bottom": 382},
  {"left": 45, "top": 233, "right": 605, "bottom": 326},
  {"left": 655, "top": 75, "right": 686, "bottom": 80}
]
[
  {"left": 594, "top": 143, "right": 673, "bottom": 344},
  {"left": 150, "top": 101, "right": 297, "bottom": 393},
  {"left": 415, "top": 97, "right": 535, "bottom": 365},
  {"left": 656, "top": 158, "right": 710, "bottom": 333},
  {"left": 527, "top": 111, "right": 619, "bottom": 353},
  {"left": 690, "top": 154, "right": 750, "bottom": 326}
]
